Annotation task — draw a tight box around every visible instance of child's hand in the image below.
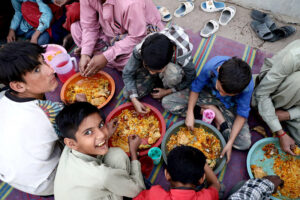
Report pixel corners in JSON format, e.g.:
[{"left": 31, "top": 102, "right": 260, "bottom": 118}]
[
  {"left": 83, "top": 54, "right": 108, "bottom": 77},
  {"left": 132, "top": 98, "right": 149, "bottom": 114},
  {"left": 220, "top": 142, "right": 233, "bottom": 163},
  {"left": 185, "top": 110, "right": 195, "bottom": 131},
  {"left": 75, "top": 93, "right": 87, "bottom": 102},
  {"left": 128, "top": 134, "right": 141, "bottom": 153},
  {"left": 107, "top": 118, "right": 118, "bottom": 137},
  {"left": 7, "top": 29, "right": 16, "bottom": 43},
  {"left": 263, "top": 175, "right": 284, "bottom": 193},
  {"left": 279, "top": 133, "right": 296, "bottom": 156},
  {"left": 151, "top": 88, "right": 171, "bottom": 99},
  {"left": 79, "top": 55, "right": 91, "bottom": 75}
]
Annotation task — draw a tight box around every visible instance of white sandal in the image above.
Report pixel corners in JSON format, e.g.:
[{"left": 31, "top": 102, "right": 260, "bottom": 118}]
[
  {"left": 219, "top": 6, "right": 236, "bottom": 25},
  {"left": 174, "top": 1, "right": 194, "bottom": 18},
  {"left": 200, "top": 0, "right": 225, "bottom": 12},
  {"left": 157, "top": 6, "right": 172, "bottom": 22},
  {"left": 200, "top": 20, "right": 219, "bottom": 38}
]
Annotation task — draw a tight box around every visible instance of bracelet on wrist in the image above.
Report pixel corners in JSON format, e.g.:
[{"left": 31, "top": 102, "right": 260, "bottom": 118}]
[{"left": 276, "top": 131, "right": 286, "bottom": 138}]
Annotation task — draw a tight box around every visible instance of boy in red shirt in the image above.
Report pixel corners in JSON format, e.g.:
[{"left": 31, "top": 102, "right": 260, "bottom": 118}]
[{"left": 134, "top": 146, "right": 220, "bottom": 200}]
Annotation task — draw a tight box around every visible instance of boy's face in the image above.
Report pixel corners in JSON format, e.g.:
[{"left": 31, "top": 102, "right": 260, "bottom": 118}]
[
  {"left": 21, "top": 56, "right": 58, "bottom": 97},
  {"left": 215, "top": 80, "right": 236, "bottom": 97},
  {"left": 143, "top": 61, "right": 166, "bottom": 75},
  {"left": 72, "top": 113, "right": 109, "bottom": 156}
]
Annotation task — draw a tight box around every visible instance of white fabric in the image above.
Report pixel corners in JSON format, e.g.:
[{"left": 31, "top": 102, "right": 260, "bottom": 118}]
[{"left": 0, "top": 91, "right": 60, "bottom": 195}]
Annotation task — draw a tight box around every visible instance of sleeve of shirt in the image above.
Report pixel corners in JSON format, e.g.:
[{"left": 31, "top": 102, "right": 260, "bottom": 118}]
[
  {"left": 103, "top": 160, "right": 146, "bottom": 198},
  {"left": 254, "top": 52, "right": 297, "bottom": 132},
  {"left": 235, "top": 80, "right": 254, "bottom": 119},
  {"left": 288, "top": 105, "right": 300, "bottom": 120},
  {"left": 190, "top": 58, "right": 214, "bottom": 93},
  {"left": 103, "top": 3, "right": 147, "bottom": 63},
  {"left": 228, "top": 179, "right": 274, "bottom": 200},
  {"left": 122, "top": 47, "right": 143, "bottom": 99},
  {"left": 36, "top": 0, "right": 53, "bottom": 33},
  {"left": 80, "top": 0, "right": 100, "bottom": 56},
  {"left": 10, "top": 0, "right": 23, "bottom": 30},
  {"left": 174, "top": 54, "right": 196, "bottom": 92}
]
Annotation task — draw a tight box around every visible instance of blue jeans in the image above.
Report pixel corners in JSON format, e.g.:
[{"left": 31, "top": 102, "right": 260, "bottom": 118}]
[{"left": 16, "top": 28, "right": 50, "bottom": 45}]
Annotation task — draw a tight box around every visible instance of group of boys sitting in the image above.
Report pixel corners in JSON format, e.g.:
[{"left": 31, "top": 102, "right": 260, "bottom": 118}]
[{"left": 0, "top": 21, "right": 299, "bottom": 200}]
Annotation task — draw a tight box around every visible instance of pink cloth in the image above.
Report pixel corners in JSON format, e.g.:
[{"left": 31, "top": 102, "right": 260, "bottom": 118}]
[{"left": 71, "top": 0, "right": 164, "bottom": 70}]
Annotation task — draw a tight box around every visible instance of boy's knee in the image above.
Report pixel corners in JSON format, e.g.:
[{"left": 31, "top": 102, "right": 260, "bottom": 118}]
[{"left": 233, "top": 133, "right": 251, "bottom": 150}]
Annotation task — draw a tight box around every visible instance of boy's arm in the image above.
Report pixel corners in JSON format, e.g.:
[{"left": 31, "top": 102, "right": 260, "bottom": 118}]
[
  {"left": 221, "top": 115, "right": 246, "bottom": 163},
  {"left": 174, "top": 57, "right": 196, "bottom": 92},
  {"left": 103, "top": 135, "right": 145, "bottom": 198},
  {"left": 36, "top": 0, "right": 53, "bottom": 33},
  {"left": 185, "top": 91, "right": 199, "bottom": 130},
  {"left": 204, "top": 163, "right": 220, "bottom": 191},
  {"left": 122, "top": 48, "right": 143, "bottom": 99}
]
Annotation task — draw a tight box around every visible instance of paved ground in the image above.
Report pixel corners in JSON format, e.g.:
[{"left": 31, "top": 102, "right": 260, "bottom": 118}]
[{"left": 153, "top": 0, "right": 300, "bottom": 53}]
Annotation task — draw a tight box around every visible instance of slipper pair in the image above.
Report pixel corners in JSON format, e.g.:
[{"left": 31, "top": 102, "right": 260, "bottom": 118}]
[
  {"left": 157, "top": 1, "right": 194, "bottom": 22},
  {"left": 200, "top": 6, "right": 236, "bottom": 38},
  {"left": 250, "top": 10, "right": 296, "bottom": 42}
]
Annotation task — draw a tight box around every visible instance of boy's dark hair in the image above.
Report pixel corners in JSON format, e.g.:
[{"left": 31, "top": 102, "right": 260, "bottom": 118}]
[
  {"left": 0, "top": 41, "right": 46, "bottom": 86},
  {"left": 167, "top": 146, "right": 206, "bottom": 185},
  {"left": 218, "top": 57, "right": 252, "bottom": 94},
  {"left": 141, "top": 33, "right": 174, "bottom": 71},
  {"left": 56, "top": 102, "right": 105, "bottom": 140}
]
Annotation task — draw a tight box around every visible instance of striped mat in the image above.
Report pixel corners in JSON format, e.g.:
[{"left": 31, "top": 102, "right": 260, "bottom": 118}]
[{"left": 0, "top": 32, "right": 271, "bottom": 199}]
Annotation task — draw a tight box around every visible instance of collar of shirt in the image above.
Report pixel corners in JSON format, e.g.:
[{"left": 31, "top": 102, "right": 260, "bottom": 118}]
[{"left": 71, "top": 149, "right": 104, "bottom": 164}]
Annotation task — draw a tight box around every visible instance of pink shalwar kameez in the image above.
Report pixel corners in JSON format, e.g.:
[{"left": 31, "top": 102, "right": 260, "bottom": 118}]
[{"left": 71, "top": 0, "right": 164, "bottom": 71}]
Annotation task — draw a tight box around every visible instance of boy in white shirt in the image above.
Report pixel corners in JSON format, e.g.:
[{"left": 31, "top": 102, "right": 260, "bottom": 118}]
[{"left": 0, "top": 41, "right": 62, "bottom": 195}]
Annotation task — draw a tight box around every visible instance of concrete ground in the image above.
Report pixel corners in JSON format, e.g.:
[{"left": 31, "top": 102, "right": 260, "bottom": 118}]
[{"left": 153, "top": 0, "right": 300, "bottom": 53}]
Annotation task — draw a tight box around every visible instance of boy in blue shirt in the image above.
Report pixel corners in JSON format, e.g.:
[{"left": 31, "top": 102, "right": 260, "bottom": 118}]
[{"left": 163, "top": 56, "right": 254, "bottom": 162}]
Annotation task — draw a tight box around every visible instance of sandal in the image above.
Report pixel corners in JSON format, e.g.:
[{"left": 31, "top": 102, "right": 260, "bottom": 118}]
[
  {"left": 219, "top": 6, "right": 236, "bottom": 26},
  {"left": 174, "top": 1, "right": 194, "bottom": 18},
  {"left": 269, "top": 26, "right": 296, "bottom": 42},
  {"left": 250, "top": 21, "right": 273, "bottom": 41},
  {"left": 251, "top": 9, "right": 276, "bottom": 31},
  {"left": 200, "top": 20, "right": 219, "bottom": 38},
  {"left": 200, "top": 0, "right": 225, "bottom": 12},
  {"left": 157, "top": 6, "right": 172, "bottom": 22}
]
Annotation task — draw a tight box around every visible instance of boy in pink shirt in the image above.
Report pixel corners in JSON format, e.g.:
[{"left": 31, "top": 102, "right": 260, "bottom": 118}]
[
  {"left": 134, "top": 146, "right": 220, "bottom": 200},
  {"left": 71, "top": 0, "right": 164, "bottom": 76}
]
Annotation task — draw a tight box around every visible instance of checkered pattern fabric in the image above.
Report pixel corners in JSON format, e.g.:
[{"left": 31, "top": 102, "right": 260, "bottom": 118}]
[{"left": 228, "top": 179, "right": 275, "bottom": 200}]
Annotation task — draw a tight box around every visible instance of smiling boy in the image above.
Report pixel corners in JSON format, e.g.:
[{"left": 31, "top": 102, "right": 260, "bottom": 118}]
[
  {"left": 0, "top": 42, "right": 62, "bottom": 195},
  {"left": 54, "top": 102, "right": 145, "bottom": 200}
]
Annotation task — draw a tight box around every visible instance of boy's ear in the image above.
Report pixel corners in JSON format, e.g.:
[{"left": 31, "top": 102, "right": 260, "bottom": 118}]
[
  {"left": 64, "top": 138, "right": 78, "bottom": 150},
  {"left": 199, "top": 174, "right": 206, "bottom": 185},
  {"left": 164, "top": 169, "right": 172, "bottom": 182},
  {"left": 9, "top": 81, "right": 26, "bottom": 93}
]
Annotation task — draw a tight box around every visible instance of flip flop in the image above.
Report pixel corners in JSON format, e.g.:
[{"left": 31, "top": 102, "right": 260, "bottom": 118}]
[
  {"left": 219, "top": 6, "right": 236, "bottom": 26},
  {"left": 174, "top": 1, "right": 194, "bottom": 18},
  {"left": 250, "top": 20, "right": 273, "bottom": 41},
  {"left": 200, "top": 20, "right": 219, "bottom": 38},
  {"left": 157, "top": 6, "right": 172, "bottom": 22},
  {"left": 269, "top": 26, "right": 296, "bottom": 42},
  {"left": 200, "top": 0, "right": 225, "bottom": 12},
  {"left": 251, "top": 9, "right": 276, "bottom": 31}
]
